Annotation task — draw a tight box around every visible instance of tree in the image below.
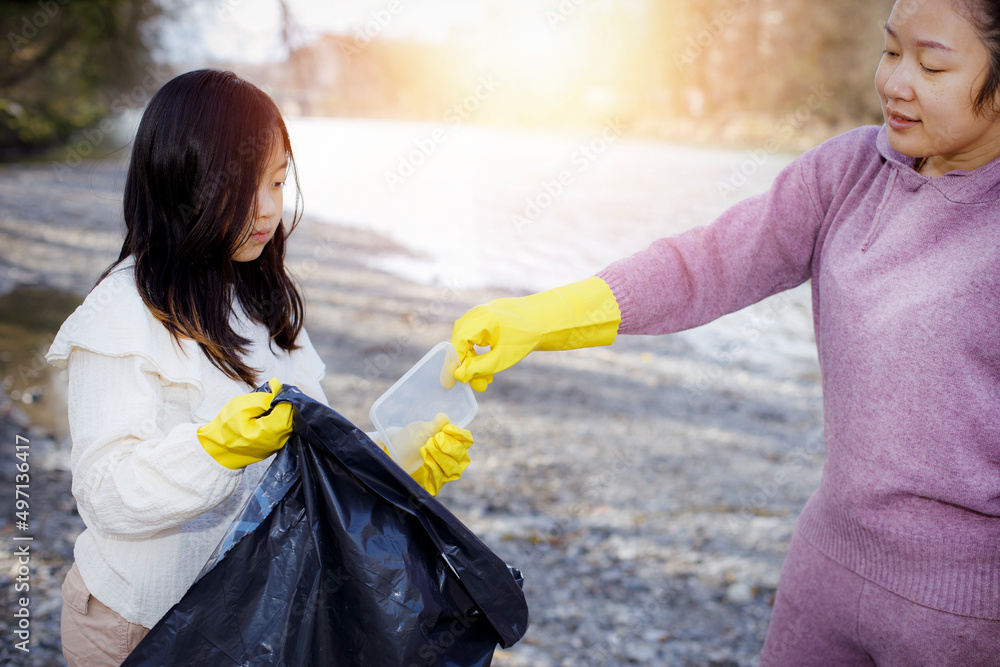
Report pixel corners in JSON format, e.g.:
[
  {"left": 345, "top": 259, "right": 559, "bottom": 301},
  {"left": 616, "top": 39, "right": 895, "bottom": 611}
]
[
  {"left": 0, "top": 0, "right": 170, "bottom": 159},
  {"left": 647, "top": 0, "right": 892, "bottom": 137}
]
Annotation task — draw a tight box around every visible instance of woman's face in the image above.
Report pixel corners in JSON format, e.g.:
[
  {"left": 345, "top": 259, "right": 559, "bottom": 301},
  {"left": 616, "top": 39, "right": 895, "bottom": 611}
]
[
  {"left": 875, "top": 0, "right": 1000, "bottom": 176},
  {"left": 231, "top": 140, "right": 288, "bottom": 262}
]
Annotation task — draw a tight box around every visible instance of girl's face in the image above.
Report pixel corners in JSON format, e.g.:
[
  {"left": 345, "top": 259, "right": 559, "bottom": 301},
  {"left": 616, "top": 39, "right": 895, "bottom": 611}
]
[
  {"left": 231, "top": 140, "right": 288, "bottom": 262},
  {"left": 875, "top": 0, "right": 1000, "bottom": 176}
]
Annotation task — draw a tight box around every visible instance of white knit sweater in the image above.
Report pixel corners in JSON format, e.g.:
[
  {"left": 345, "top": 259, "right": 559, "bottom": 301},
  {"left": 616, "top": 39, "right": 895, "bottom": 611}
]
[{"left": 46, "top": 262, "right": 329, "bottom": 627}]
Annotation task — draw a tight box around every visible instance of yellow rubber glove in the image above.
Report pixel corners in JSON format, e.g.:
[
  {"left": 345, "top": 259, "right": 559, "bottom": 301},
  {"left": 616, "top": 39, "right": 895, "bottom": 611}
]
[
  {"left": 450, "top": 276, "right": 621, "bottom": 391},
  {"left": 408, "top": 414, "right": 474, "bottom": 496},
  {"left": 197, "top": 378, "right": 294, "bottom": 469}
]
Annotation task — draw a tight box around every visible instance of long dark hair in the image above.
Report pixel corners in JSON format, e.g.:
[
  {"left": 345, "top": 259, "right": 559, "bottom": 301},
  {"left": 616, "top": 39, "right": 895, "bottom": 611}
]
[
  {"left": 960, "top": 0, "right": 1000, "bottom": 116},
  {"left": 102, "top": 69, "right": 305, "bottom": 386}
]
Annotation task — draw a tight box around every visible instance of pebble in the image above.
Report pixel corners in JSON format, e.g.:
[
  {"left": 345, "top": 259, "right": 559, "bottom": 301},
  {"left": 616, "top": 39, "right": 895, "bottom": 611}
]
[{"left": 725, "top": 582, "right": 755, "bottom": 605}]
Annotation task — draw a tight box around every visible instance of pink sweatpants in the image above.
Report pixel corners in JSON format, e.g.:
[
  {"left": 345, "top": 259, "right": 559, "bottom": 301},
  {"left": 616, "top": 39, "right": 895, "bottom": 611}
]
[{"left": 760, "top": 531, "right": 1000, "bottom": 666}]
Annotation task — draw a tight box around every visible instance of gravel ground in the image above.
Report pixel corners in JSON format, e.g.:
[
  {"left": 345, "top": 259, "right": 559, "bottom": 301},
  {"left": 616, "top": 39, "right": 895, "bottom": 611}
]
[{"left": 0, "top": 158, "right": 824, "bottom": 666}]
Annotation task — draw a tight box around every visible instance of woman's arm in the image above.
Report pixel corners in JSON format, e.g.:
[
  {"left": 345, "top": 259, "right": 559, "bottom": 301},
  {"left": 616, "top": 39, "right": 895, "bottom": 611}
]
[
  {"left": 600, "top": 152, "right": 825, "bottom": 336},
  {"left": 449, "top": 127, "right": 875, "bottom": 387}
]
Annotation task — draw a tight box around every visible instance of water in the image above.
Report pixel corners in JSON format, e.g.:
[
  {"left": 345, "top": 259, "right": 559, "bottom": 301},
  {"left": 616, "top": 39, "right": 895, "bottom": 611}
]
[
  {"left": 0, "top": 286, "right": 82, "bottom": 441},
  {"left": 286, "top": 116, "right": 819, "bottom": 382},
  {"left": 287, "top": 116, "right": 796, "bottom": 291}
]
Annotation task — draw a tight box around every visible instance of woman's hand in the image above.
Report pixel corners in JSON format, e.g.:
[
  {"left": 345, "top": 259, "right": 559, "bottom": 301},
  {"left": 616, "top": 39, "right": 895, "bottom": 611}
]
[
  {"left": 197, "top": 378, "right": 293, "bottom": 469},
  {"left": 450, "top": 276, "right": 621, "bottom": 392}
]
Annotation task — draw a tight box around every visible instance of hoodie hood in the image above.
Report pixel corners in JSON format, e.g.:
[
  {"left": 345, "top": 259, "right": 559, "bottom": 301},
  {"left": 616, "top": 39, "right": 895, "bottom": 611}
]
[{"left": 875, "top": 125, "right": 1000, "bottom": 204}]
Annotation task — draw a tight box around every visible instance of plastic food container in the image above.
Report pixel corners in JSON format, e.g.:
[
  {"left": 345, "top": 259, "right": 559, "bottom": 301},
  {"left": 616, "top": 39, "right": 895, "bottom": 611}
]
[{"left": 369, "top": 342, "right": 478, "bottom": 473}]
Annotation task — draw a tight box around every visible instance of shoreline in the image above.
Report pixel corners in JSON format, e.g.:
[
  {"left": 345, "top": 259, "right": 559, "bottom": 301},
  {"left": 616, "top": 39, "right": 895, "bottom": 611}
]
[{"left": 0, "top": 158, "right": 823, "bottom": 665}]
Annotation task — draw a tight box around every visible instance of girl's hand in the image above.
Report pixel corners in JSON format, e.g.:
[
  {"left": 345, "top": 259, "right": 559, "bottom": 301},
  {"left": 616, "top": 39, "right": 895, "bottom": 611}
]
[
  {"left": 409, "top": 415, "right": 474, "bottom": 496},
  {"left": 197, "top": 378, "right": 294, "bottom": 469}
]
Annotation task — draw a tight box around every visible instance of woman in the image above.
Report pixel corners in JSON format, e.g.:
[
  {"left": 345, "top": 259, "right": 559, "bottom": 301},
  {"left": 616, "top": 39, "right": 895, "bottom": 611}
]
[
  {"left": 450, "top": 0, "right": 1000, "bottom": 664},
  {"left": 48, "top": 69, "right": 473, "bottom": 666}
]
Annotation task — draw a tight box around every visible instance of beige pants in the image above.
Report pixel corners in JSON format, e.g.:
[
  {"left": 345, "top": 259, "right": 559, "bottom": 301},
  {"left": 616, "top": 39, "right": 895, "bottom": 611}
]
[{"left": 60, "top": 563, "right": 150, "bottom": 667}]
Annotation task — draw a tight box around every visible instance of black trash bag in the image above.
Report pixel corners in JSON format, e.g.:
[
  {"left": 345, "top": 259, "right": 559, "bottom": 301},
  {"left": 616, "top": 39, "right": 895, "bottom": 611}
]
[{"left": 122, "top": 384, "right": 528, "bottom": 667}]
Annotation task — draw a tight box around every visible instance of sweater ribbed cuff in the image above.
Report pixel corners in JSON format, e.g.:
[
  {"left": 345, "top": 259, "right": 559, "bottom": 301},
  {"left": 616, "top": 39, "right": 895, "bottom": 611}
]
[{"left": 596, "top": 268, "right": 638, "bottom": 335}]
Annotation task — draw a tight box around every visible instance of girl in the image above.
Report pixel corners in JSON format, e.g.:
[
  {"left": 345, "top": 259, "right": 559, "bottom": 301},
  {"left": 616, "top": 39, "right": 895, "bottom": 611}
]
[
  {"left": 449, "top": 0, "right": 1000, "bottom": 664},
  {"left": 47, "top": 69, "right": 473, "bottom": 666}
]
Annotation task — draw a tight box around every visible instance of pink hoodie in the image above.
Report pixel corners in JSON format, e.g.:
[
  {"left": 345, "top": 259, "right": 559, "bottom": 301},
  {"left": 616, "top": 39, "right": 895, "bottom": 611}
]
[{"left": 599, "top": 125, "right": 1000, "bottom": 619}]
